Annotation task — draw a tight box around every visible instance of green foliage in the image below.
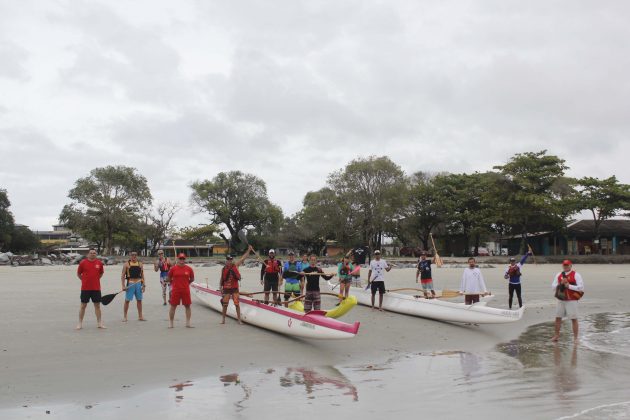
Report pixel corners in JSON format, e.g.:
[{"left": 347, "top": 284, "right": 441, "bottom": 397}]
[
  {"left": 9, "top": 225, "right": 40, "bottom": 253},
  {"left": 177, "top": 224, "right": 222, "bottom": 243},
  {"left": 59, "top": 166, "right": 152, "bottom": 254},
  {"left": 0, "top": 189, "right": 15, "bottom": 250},
  {"left": 190, "top": 171, "right": 284, "bottom": 251},
  {"left": 574, "top": 176, "right": 630, "bottom": 251}
]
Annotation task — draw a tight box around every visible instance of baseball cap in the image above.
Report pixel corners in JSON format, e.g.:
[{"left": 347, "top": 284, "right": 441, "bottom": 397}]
[
  {"left": 562, "top": 259, "right": 572, "bottom": 266},
  {"left": 268, "top": 249, "right": 275, "bottom": 254},
  {"left": 226, "top": 254, "right": 234, "bottom": 260},
  {"left": 374, "top": 250, "right": 381, "bottom": 254},
  {"left": 177, "top": 253, "right": 187, "bottom": 259},
  {"left": 509, "top": 257, "right": 516, "bottom": 261},
  {"left": 288, "top": 251, "right": 295, "bottom": 256}
]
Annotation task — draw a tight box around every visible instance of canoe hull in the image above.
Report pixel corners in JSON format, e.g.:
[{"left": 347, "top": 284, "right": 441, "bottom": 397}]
[
  {"left": 335, "top": 283, "right": 524, "bottom": 324},
  {"left": 191, "top": 283, "right": 360, "bottom": 339}
]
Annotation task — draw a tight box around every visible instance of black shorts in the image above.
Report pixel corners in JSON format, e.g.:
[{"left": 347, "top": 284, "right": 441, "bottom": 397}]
[
  {"left": 263, "top": 278, "right": 279, "bottom": 292},
  {"left": 80, "top": 290, "right": 102, "bottom": 303},
  {"left": 370, "top": 281, "right": 386, "bottom": 295}
]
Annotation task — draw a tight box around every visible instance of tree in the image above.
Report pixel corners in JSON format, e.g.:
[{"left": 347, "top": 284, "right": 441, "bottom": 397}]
[
  {"left": 493, "top": 151, "right": 570, "bottom": 253},
  {"left": 299, "top": 187, "right": 356, "bottom": 250},
  {"left": 177, "top": 224, "right": 222, "bottom": 243},
  {"left": 327, "top": 156, "right": 407, "bottom": 250},
  {"left": 0, "top": 189, "right": 15, "bottom": 251},
  {"left": 144, "top": 202, "right": 180, "bottom": 256},
  {"left": 60, "top": 166, "right": 152, "bottom": 255},
  {"left": 8, "top": 225, "right": 40, "bottom": 253},
  {"left": 190, "top": 171, "right": 284, "bottom": 252},
  {"left": 574, "top": 176, "right": 630, "bottom": 253},
  {"left": 397, "top": 172, "right": 446, "bottom": 250}
]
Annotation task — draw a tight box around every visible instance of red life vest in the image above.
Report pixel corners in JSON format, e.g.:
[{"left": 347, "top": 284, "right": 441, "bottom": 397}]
[
  {"left": 557, "top": 271, "right": 583, "bottom": 301},
  {"left": 264, "top": 259, "right": 281, "bottom": 274},
  {"left": 221, "top": 265, "right": 241, "bottom": 289}
]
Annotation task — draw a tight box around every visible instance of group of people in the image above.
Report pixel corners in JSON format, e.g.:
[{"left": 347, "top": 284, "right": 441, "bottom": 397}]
[{"left": 76, "top": 246, "right": 585, "bottom": 341}]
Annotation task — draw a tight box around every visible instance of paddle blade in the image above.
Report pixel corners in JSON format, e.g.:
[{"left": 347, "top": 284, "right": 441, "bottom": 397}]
[
  {"left": 237, "top": 229, "right": 249, "bottom": 245},
  {"left": 101, "top": 292, "right": 119, "bottom": 306}
]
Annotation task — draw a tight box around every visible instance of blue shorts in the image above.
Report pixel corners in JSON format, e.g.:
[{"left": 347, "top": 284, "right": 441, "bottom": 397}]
[{"left": 125, "top": 282, "right": 143, "bottom": 301}]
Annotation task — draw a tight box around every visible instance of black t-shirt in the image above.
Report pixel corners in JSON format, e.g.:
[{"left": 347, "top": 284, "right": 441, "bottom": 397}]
[
  {"left": 352, "top": 246, "right": 369, "bottom": 265},
  {"left": 418, "top": 259, "right": 432, "bottom": 279},
  {"left": 303, "top": 266, "right": 334, "bottom": 292}
]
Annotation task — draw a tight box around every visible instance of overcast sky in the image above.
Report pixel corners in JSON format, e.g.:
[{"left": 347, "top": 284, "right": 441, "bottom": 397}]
[{"left": 1, "top": 1, "right": 629, "bottom": 231}]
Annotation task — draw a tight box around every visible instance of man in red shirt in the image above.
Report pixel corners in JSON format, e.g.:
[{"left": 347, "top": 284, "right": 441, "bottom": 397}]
[
  {"left": 76, "top": 248, "right": 105, "bottom": 330},
  {"left": 167, "top": 253, "right": 195, "bottom": 328}
]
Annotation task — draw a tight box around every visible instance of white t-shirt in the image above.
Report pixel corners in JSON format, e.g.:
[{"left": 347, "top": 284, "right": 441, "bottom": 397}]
[
  {"left": 370, "top": 259, "right": 389, "bottom": 282},
  {"left": 460, "top": 267, "right": 487, "bottom": 294}
]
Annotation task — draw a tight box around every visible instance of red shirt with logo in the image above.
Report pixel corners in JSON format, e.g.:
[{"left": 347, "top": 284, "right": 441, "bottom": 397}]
[
  {"left": 77, "top": 258, "right": 104, "bottom": 291},
  {"left": 169, "top": 264, "right": 195, "bottom": 291}
]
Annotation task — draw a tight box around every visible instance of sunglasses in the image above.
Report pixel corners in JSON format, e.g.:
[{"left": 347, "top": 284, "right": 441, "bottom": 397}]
[{"left": 178, "top": 257, "right": 186, "bottom": 260}]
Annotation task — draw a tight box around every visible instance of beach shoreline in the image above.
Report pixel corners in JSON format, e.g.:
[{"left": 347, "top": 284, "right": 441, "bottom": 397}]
[{"left": 1, "top": 264, "right": 628, "bottom": 416}]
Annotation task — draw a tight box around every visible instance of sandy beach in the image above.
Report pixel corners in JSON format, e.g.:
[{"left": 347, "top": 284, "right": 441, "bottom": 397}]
[{"left": 1, "top": 262, "right": 629, "bottom": 419}]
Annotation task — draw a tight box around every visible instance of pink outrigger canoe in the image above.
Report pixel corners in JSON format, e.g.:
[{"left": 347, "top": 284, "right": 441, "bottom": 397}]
[{"left": 191, "top": 283, "right": 360, "bottom": 340}]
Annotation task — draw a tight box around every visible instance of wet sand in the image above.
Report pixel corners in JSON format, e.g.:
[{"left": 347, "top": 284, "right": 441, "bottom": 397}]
[{"left": 0, "top": 263, "right": 628, "bottom": 419}]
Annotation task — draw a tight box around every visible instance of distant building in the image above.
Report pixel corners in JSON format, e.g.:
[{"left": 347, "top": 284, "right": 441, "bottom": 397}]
[
  {"left": 505, "top": 219, "right": 630, "bottom": 256},
  {"left": 158, "top": 239, "right": 215, "bottom": 257}
]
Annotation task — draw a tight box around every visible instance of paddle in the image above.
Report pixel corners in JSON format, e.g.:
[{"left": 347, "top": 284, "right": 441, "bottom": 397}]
[
  {"left": 527, "top": 244, "right": 537, "bottom": 265},
  {"left": 386, "top": 288, "right": 461, "bottom": 299},
  {"left": 430, "top": 233, "right": 444, "bottom": 267},
  {"left": 238, "top": 229, "right": 267, "bottom": 268},
  {"left": 101, "top": 290, "right": 124, "bottom": 306}
]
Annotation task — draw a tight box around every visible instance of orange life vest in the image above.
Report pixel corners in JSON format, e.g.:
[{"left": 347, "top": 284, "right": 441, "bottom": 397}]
[
  {"left": 556, "top": 271, "right": 583, "bottom": 301},
  {"left": 264, "top": 259, "right": 281, "bottom": 274},
  {"left": 221, "top": 265, "right": 241, "bottom": 289}
]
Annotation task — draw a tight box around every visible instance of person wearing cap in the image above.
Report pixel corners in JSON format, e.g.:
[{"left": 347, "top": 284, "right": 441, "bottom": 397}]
[
  {"left": 551, "top": 260, "right": 584, "bottom": 342},
  {"left": 154, "top": 250, "right": 172, "bottom": 306},
  {"left": 260, "top": 249, "right": 282, "bottom": 305},
  {"left": 121, "top": 251, "right": 146, "bottom": 322},
  {"left": 167, "top": 253, "right": 195, "bottom": 328},
  {"left": 367, "top": 250, "right": 392, "bottom": 311},
  {"left": 504, "top": 252, "right": 532, "bottom": 309},
  {"left": 415, "top": 251, "right": 436, "bottom": 299},
  {"left": 282, "top": 252, "right": 304, "bottom": 307},
  {"left": 460, "top": 257, "right": 488, "bottom": 305},
  {"left": 219, "top": 246, "right": 253, "bottom": 325}
]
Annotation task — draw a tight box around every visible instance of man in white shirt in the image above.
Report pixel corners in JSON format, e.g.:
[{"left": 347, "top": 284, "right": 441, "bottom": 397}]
[
  {"left": 460, "top": 257, "right": 487, "bottom": 305},
  {"left": 551, "top": 260, "right": 584, "bottom": 343},
  {"left": 367, "top": 250, "right": 392, "bottom": 311}
]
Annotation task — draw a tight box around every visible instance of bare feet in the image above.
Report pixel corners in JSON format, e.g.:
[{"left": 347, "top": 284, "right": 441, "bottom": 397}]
[
  {"left": 378, "top": 308, "right": 384, "bottom": 312},
  {"left": 138, "top": 318, "right": 147, "bottom": 321},
  {"left": 75, "top": 324, "right": 82, "bottom": 330},
  {"left": 98, "top": 324, "right": 107, "bottom": 329},
  {"left": 551, "top": 335, "right": 560, "bottom": 342},
  {"left": 122, "top": 318, "right": 128, "bottom": 323},
  {"left": 186, "top": 325, "right": 194, "bottom": 328},
  {"left": 238, "top": 321, "right": 243, "bottom": 325},
  {"left": 168, "top": 325, "right": 174, "bottom": 329},
  {"left": 220, "top": 320, "right": 226, "bottom": 324}
]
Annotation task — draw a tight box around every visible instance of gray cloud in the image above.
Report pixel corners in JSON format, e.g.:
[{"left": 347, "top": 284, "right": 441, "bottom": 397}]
[{"left": 1, "top": 0, "right": 629, "bottom": 229}]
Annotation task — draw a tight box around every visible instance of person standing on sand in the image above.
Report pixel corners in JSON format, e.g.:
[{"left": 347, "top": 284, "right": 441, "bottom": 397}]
[
  {"left": 460, "top": 257, "right": 488, "bottom": 305},
  {"left": 367, "top": 250, "right": 392, "bottom": 311},
  {"left": 551, "top": 260, "right": 584, "bottom": 342},
  {"left": 302, "top": 255, "right": 336, "bottom": 311},
  {"left": 260, "top": 249, "right": 282, "bottom": 305},
  {"left": 121, "top": 251, "right": 146, "bottom": 322},
  {"left": 300, "top": 253, "right": 310, "bottom": 271},
  {"left": 415, "top": 251, "right": 436, "bottom": 299},
  {"left": 282, "top": 252, "right": 304, "bottom": 307},
  {"left": 219, "top": 246, "right": 253, "bottom": 325},
  {"left": 76, "top": 248, "right": 106, "bottom": 330},
  {"left": 337, "top": 255, "right": 354, "bottom": 300},
  {"left": 154, "top": 250, "right": 172, "bottom": 306},
  {"left": 504, "top": 252, "right": 531, "bottom": 309},
  {"left": 167, "top": 253, "right": 195, "bottom": 328}
]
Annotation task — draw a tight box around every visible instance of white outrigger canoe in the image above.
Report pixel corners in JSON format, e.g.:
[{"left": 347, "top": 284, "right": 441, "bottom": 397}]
[
  {"left": 328, "top": 282, "right": 524, "bottom": 324},
  {"left": 191, "top": 283, "right": 360, "bottom": 340}
]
